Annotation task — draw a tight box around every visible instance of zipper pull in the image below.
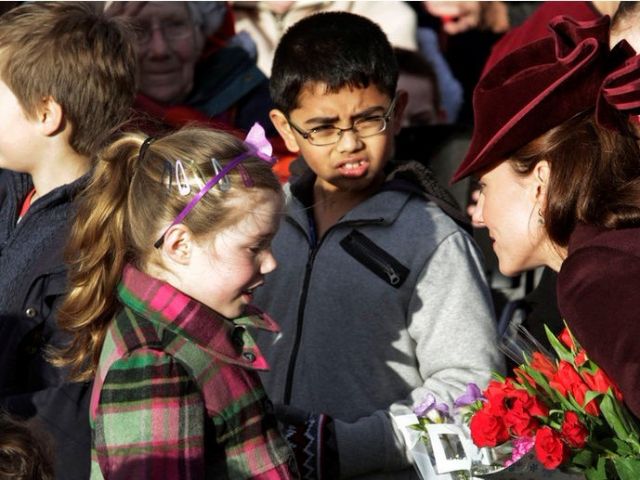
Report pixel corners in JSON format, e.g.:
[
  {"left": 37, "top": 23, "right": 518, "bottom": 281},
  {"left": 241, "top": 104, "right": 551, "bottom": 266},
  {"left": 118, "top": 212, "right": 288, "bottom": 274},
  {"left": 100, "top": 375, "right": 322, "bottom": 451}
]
[{"left": 384, "top": 266, "right": 400, "bottom": 286}]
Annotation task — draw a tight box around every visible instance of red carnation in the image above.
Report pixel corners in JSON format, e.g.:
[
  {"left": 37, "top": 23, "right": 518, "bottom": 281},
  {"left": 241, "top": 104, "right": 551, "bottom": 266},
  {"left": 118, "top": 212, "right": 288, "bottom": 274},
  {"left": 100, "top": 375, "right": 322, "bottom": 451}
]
[
  {"left": 535, "top": 426, "right": 569, "bottom": 469},
  {"left": 560, "top": 411, "right": 589, "bottom": 449},
  {"left": 484, "top": 379, "right": 517, "bottom": 415},
  {"left": 469, "top": 405, "right": 509, "bottom": 447}
]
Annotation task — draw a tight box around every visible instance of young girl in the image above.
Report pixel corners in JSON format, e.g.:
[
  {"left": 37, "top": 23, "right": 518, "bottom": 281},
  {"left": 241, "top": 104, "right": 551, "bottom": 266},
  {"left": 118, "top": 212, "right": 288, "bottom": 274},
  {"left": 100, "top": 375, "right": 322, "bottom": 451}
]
[
  {"left": 452, "top": 16, "right": 640, "bottom": 418},
  {"left": 52, "top": 125, "right": 297, "bottom": 478}
]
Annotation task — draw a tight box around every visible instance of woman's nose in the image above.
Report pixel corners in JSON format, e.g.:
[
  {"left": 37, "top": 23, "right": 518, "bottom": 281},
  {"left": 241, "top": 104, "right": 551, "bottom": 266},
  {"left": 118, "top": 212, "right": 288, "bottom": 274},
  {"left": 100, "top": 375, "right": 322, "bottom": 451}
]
[
  {"left": 147, "top": 24, "right": 170, "bottom": 57},
  {"left": 471, "top": 192, "right": 485, "bottom": 227}
]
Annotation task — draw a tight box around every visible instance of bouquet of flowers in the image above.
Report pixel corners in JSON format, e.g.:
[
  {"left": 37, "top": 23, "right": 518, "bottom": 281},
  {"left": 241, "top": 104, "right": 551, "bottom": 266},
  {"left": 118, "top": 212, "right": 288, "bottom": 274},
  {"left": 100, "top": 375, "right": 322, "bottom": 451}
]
[{"left": 461, "top": 325, "right": 640, "bottom": 480}]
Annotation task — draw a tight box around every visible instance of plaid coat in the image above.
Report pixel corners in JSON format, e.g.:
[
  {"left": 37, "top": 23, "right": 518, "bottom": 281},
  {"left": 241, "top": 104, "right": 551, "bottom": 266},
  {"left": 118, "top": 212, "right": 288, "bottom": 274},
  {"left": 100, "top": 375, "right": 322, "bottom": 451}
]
[{"left": 89, "top": 264, "right": 297, "bottom": 479}]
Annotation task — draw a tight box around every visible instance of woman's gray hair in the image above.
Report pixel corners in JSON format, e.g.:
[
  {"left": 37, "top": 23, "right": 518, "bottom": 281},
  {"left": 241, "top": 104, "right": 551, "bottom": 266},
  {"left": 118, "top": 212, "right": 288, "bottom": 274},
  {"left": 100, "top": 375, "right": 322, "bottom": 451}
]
[{"left": 186, "top": 1, "right": 227, "bottom": 36}]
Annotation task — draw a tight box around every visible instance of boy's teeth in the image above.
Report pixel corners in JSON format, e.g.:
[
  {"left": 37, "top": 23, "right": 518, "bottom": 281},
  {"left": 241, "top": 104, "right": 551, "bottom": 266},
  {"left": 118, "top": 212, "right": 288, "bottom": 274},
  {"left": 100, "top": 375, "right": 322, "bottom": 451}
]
[{"left": 344, "top": 161, "right": 361, "bottom": 169}]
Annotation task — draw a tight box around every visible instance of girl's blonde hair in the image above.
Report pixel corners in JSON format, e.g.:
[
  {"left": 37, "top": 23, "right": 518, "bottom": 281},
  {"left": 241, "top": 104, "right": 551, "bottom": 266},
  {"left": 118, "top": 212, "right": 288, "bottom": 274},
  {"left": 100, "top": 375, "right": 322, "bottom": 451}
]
[{"left": 52, "top": 127, "right": 282, "bottom": 381}]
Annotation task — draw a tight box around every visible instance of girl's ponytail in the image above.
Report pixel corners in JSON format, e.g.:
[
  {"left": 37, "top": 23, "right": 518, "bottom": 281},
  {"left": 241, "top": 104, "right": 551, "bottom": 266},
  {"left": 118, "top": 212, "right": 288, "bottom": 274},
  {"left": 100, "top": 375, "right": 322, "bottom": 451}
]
[{"left": 51, "top": 134, "right": 143, "bottom": 381}]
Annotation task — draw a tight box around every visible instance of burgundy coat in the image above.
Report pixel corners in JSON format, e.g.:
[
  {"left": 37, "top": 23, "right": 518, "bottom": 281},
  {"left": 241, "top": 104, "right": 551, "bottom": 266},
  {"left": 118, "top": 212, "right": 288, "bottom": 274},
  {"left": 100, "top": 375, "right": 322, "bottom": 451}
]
[{"left": 557, "top": 223, "right": 640, "bottom": 418}]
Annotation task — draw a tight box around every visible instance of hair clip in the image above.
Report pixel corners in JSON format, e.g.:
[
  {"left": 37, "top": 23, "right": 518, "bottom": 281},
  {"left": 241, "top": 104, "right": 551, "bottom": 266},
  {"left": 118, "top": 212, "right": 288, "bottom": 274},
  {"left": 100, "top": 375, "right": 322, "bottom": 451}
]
[
  {"left": 211, "top": 157, "right": 231, "bottom": 192},
  {"left": 244, "top": 123, "right": 276, "bottom": 164},
  {"left": 161, "top": 160, "right": 173, "bottom": 190},
  {"left": 175, "top": 160, "right": 191, "bottom": 196}
]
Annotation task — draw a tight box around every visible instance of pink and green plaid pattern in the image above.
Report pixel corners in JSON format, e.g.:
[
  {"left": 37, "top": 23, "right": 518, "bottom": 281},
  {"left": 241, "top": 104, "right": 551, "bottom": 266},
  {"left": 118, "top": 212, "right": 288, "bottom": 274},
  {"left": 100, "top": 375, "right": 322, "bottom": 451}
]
[{"left": 90, "top": 264, "right": 297, "bottom": 479}]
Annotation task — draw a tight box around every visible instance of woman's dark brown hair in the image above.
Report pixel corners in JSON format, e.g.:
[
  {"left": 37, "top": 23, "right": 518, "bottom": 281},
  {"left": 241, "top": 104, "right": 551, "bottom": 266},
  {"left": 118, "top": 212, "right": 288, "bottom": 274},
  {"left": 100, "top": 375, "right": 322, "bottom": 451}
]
[{"left": 509, "top": 110, "right": 640, "bottom": 246}]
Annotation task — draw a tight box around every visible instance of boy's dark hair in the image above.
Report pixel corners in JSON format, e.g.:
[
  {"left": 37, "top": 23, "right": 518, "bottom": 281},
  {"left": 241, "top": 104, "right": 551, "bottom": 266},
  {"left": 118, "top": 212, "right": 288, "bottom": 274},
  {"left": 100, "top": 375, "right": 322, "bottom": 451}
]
[
  {"left": 0, "top": 412, "right": 54, "bottom": 480},
  {"left": 270, "top": 11, "right": 398, "bottom": 114},
  {"left": 0, "top": 2, "right": 137, "bottom": 157}
]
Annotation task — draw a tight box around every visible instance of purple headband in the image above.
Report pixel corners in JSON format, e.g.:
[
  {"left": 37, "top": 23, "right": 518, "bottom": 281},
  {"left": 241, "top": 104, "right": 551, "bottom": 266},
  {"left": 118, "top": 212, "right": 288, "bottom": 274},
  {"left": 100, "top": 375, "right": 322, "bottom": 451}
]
[{"left": 153, "top": 123, "right": 276, "bottom": 248}]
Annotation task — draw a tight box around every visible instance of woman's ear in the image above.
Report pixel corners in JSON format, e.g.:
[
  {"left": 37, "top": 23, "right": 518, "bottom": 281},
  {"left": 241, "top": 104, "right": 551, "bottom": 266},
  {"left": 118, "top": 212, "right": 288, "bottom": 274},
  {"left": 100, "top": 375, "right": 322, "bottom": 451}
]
[
  {"left": 532, "top": 160, "right": 551, "bottom": 207},
  {"left": 270, "top": 109, "right": 301, "bottom": 153},
  {"left": 161, "top": 224, "right": 193, "bottom": 265},
  {"left": 38, "top": 96, "right": 64, "bottom": 136}
]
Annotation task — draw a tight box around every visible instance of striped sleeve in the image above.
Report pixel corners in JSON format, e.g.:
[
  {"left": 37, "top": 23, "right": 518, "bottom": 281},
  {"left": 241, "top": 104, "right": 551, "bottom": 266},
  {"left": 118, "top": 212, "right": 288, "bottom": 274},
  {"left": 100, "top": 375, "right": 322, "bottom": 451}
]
[{"left": 92, "top": 348, "right": 205, "bottom": 479}]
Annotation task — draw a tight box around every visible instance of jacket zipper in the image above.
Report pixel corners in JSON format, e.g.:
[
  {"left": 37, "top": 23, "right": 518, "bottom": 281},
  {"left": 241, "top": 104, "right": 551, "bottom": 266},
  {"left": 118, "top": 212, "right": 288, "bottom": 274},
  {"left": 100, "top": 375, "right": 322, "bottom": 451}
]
[
  {"left": 339, "top": 230, "right": 409, "bottom": 288},
  {"left": 353, "top": 243, "right": 400, "bottom": 286},
  {"left": 282, "top": 218, "right": 383, "bottom": 405}
]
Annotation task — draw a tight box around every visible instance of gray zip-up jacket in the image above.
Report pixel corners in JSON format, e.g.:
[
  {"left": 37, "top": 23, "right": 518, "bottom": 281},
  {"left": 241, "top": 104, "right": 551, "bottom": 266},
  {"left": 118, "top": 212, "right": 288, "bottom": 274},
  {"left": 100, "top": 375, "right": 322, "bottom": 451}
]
[{"left": 254, "top": 172, "right": 503, "bottom": 479}]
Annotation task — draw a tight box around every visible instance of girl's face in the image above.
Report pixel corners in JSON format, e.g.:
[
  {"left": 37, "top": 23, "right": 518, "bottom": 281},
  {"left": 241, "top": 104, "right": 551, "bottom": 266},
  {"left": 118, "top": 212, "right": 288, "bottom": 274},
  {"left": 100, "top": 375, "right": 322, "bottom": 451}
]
[
  {"left": 472, "top": 161, "right": 551, "bottom": 276},
  {"left": 181, "top": 190, "right": 282, "bottom": 318}
]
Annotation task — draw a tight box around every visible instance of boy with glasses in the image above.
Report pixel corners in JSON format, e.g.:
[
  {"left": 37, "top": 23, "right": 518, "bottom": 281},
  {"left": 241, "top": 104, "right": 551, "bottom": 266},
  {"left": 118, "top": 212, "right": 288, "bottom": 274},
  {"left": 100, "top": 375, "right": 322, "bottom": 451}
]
[{"left": 253, "top": 11, "right": 503, "bottom": 479}]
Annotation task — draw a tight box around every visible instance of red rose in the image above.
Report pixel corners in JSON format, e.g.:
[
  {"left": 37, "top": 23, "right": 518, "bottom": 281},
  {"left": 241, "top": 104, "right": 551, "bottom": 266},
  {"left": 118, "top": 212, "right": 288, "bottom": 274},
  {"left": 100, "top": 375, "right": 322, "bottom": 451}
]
[
  {"left": 582, "top": 368, "right": 624, "bottom": 402},
  {"left": 469, "top": 405, "right": 509, "bottom": 447},
  {"left": 560, "top": 411, "right": 589, "bottom": 449},
  {"left": 535, "top": 426, "right": 569, "bottom": 469},
  {"left": 504, "top": 398, "right": 540, "bottom": 437}
]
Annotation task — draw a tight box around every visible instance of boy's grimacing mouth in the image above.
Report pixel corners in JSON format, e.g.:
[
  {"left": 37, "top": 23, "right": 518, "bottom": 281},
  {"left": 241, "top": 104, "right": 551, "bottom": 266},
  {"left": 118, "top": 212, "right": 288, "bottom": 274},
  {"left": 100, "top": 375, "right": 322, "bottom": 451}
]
[{"left": 335, "top": 157, "right": 369, "bottom": 176}]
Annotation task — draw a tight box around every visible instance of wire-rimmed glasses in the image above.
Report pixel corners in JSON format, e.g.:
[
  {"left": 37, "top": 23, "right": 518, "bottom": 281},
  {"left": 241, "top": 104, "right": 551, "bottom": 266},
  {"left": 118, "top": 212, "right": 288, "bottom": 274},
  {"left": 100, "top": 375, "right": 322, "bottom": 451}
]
[{"left": 288, "top": 95, "right": 398, "bottom": 146}]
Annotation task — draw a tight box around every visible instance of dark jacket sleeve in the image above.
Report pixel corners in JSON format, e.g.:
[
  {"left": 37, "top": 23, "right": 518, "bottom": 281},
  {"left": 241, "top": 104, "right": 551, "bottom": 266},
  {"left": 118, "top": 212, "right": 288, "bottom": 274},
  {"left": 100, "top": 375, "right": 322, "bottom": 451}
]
[
  {"left": 0, "top": 275, "right": 92, "bottom": 480},
  {"left": 558, "top": 246, "right": 640, "bottom": 419}
]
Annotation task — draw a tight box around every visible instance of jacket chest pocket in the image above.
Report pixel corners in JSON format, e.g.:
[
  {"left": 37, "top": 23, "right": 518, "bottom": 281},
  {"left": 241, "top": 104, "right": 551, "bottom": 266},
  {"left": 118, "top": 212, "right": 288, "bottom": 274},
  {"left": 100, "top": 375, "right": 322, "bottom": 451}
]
[
  {"left": 19, "top": 270, "right": 68, "bottom": 353},
  {"left": 22, "top": 270, "right": 67, "bottom": 324},
  {"left": 340, "top": 229, "right": 410, "bottom": 288}
]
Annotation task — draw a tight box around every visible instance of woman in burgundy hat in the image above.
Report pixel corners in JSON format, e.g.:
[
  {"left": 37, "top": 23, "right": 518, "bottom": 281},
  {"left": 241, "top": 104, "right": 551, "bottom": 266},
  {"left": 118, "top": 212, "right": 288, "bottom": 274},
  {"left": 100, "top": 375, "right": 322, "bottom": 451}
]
[{"left": 452, "top": 14, "right": 640, "bottom": 419}]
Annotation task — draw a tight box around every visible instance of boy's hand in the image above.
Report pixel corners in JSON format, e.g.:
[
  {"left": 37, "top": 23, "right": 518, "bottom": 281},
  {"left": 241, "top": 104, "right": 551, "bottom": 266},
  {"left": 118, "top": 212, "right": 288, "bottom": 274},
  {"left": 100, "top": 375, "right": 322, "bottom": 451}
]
[{"left": 274, "top": 404, "right": 338, "bottom": 479}]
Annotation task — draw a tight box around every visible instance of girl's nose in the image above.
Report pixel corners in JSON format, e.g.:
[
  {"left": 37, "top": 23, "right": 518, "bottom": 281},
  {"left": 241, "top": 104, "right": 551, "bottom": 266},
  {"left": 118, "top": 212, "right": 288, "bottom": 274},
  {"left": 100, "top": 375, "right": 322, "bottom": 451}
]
[{"left": 260, "top": 249, "right": 277, "bottom": 274}]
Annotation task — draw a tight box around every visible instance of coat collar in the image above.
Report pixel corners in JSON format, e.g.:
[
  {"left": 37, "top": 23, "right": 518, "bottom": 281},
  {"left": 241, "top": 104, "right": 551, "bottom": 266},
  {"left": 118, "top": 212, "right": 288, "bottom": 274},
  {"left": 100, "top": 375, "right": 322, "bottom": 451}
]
[{"left": 118, "top": 264, "right": 279, "bottom": 371}]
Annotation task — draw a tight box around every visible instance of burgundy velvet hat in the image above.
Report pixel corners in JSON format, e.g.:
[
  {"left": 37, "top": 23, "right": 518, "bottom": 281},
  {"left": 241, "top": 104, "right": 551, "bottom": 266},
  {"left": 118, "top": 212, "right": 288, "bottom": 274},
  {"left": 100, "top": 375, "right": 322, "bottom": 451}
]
[
  {"left": 597, "top": 52, "right": 640, "bottom": 131},
  {"left": 451, "top": 15, "right": 634, "bottom": 183}
]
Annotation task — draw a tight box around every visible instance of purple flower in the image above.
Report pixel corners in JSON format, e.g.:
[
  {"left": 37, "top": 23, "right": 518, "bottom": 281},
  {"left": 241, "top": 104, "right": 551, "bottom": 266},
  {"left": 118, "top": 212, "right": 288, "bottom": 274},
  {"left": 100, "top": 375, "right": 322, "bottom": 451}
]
[
  {"left": 454, "top": 383, "right": 484, "bottom": 408},
  {"left": 414, "top": 393, "right": 450, "bottom": 419},
  {"left": 504, "top": 436, "right": 535, "bottom": 467}
]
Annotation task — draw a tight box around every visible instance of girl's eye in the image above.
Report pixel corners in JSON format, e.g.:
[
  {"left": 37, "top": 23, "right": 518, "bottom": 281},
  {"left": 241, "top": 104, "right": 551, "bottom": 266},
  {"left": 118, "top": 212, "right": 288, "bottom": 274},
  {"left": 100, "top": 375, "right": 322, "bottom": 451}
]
[{"left": 249, "top": 240, "right": 270, "bottom": 254}]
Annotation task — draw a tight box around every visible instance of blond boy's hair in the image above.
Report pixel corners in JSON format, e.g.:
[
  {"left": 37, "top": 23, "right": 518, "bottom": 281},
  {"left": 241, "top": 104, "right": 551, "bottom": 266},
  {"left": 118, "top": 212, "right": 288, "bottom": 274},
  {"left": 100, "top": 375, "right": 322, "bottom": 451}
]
[{"left": 0, "top": 2, "right": 137, "bottom": 156}]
